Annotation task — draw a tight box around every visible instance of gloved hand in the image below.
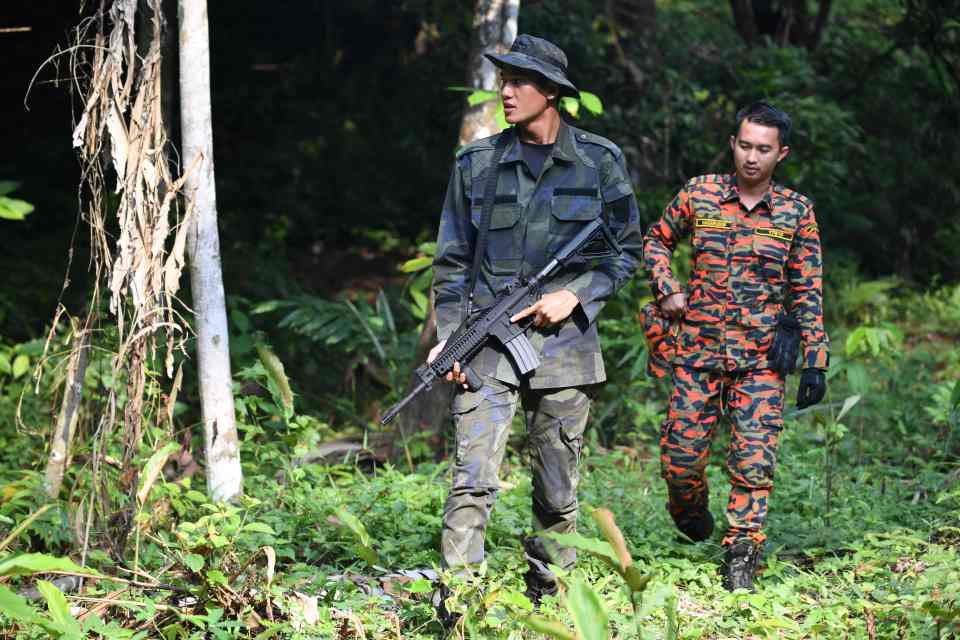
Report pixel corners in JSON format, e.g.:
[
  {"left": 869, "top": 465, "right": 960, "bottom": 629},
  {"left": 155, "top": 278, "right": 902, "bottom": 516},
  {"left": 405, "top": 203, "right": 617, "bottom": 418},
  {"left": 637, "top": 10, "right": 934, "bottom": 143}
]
[
  {"left": 796, "top": 368, "right": 826, "bottom": 409},
  {"left": 769, "top": 314, "right": 801, "bottom": 376}
]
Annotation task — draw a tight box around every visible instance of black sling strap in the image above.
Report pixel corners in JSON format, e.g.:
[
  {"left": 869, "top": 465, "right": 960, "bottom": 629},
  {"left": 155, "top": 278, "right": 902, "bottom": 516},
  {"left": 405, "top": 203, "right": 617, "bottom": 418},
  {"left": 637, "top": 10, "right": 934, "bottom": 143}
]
[{"left": 466, "top": 129, "right": 511, "bottom": 317}]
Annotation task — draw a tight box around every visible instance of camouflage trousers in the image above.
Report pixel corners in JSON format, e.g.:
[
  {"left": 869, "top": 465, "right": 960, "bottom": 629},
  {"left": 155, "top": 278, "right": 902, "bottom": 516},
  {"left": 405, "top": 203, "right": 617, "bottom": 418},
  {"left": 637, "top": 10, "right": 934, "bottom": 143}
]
[
  {"left": 660, "top": 365, "right": 784, "bottom": 546},
  {"left": 441, "top": 375, "right": 594, "bottom": 585}
]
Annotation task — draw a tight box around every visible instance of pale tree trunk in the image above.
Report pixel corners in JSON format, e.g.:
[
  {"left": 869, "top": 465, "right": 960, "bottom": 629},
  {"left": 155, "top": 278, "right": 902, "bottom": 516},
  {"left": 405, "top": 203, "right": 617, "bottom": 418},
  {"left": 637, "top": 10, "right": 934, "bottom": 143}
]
[
  {"left": 178, "top": 0, "right": 242, "bottom": 502},
  {"left": 45, "top": 322, "right": 91, "bottom": 498},
  {"left": 458, "top": 0, "right": 520, "bottom": 145},
  {"left": 396, "top": 0, "right": 519, "bottom": 460}
]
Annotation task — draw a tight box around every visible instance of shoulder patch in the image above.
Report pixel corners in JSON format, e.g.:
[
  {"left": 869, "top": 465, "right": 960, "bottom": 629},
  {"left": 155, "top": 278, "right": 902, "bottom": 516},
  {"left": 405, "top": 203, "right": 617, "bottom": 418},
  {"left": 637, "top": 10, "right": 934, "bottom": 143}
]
[
  {"left": 774, "top": 184, "right": 814, "bottom": 209},
  {"left": 685, "top": 174, "right": 731, "bottom": 188},
  {"left": 571, "top": 128, "right": 622, "bottom": 157},
  {"left": 455, "top": 132, "right": 500, "bottom": 159}
]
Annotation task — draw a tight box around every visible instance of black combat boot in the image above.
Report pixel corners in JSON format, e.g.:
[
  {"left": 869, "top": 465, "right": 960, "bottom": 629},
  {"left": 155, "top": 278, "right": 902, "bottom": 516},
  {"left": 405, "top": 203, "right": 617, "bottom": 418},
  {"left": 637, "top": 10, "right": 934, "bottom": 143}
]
[
  {"left": 672, "top": 509, "right": 715, "bottom": 542},
  {"left": 431, "top": 583, "right": 461, "bottom": 631},
  {"left": 722, "top": 542, "right": 761, "bottom": 592},
  {"left": 523, "top": 569, "right": 559, "bottom": 608}
]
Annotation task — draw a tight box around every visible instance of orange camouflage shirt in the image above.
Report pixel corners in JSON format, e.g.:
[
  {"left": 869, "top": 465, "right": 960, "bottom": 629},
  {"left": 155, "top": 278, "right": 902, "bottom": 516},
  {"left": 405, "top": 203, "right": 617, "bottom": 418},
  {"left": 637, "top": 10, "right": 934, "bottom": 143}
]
[{"left": 644, "top": 174, "right": 829, "bottom": 372}]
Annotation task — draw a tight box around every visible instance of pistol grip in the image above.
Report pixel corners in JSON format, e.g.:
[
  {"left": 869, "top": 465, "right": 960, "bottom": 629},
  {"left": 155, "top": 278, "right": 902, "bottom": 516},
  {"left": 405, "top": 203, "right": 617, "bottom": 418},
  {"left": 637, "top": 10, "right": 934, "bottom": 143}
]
[{"left": 462, "top": 365, "right": 484, "bottom": 392}]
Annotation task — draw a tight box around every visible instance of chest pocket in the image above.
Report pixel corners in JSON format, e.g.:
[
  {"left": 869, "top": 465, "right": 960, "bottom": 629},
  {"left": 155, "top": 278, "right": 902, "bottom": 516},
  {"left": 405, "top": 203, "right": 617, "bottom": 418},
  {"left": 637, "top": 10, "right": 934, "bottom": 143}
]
[
  {"left": 692, "top": 217, "right": 731, "bottom": 273},
  {"left": 472, "top": 196, "right": 522, "bottom": 276},
  {"left": 548, "top": 187, "right": 601, "bottom": 260},
  {"left": 752, "top": 226, "right": 792, "bottom": 281}
]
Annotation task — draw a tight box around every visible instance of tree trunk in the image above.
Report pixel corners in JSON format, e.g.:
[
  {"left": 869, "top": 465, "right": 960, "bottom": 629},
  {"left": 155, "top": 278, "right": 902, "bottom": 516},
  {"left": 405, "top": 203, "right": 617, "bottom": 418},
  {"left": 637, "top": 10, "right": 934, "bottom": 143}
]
[
  {"left": 730, "top": 0, "right": 759, "bottom": 46},
  {"left": 457, "top": 0, "right": 519, "bottom": 146},
  {"left": 178, "top": 0, "right": 243, "bottom": 502},
  {"left": 45, "top": 323, "right": 91, "bottom": 498},
  {"left": 395, "top": 0, "right": 519, "bottom": 460}
]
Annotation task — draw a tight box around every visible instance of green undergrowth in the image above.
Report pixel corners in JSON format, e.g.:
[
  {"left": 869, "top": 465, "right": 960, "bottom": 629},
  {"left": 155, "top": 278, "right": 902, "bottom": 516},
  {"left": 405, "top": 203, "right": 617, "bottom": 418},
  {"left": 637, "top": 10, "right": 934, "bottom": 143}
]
[{"left": 0, "top": 281, "right": 958, "bottom": 637}]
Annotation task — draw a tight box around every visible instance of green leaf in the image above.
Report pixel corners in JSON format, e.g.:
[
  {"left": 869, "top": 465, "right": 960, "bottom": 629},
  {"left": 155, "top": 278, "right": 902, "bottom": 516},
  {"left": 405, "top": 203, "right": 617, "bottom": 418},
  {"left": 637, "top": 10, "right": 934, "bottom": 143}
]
[
  {"left": 0, "top": 584, "right": 41, "bottom": 623},
  {"left": 950, "top": 379, "right": 960, "bottom": 412},
  {"left": 0, "top": 197, "right": 35, "bottom": 220},
  {"left": 560, "top": 97, "right": 580, "bottom": 118},
  {"left": 332, "top": 507, "right": 372, "bottom": 547},
  {"left": 12, "top": 354, "right": 29, "bottom": 379},
  {"left": 410, "top": 288, "right": 429, "bottom": 319},
  {"left": 578, "top": 91, "right": 603, "bottom": 115},
  {"left": 206, "top": 569, "right": 228, "bottom": 586},
  {"left": 416, "top": 241, "right": 437, "bottom": 256},
  {"left": 399, "top": 256, "right": 433, "bottom": 273},
  {"left": 546, "top": 531, "right": 620, "bottom": 569},
  {"left": 37, "top": 580, "right": 81, "bottom": 633},
  {"left": 495, "top": 102, "right": 508, "bottom": 131},
  {"left": 566, "top": 578, "right": 608, "bottom": 640},
  {"left": 520, "top": 615, "right": 577, "bottom": 640},
  {"left": 467, "top": 89, "right": 498, "bottom": 106},
  {"left": 0, "top": 181, "right": 20, "bottom": 196},
  {"left": 137, "top": 442, "right": 181, "bottom": 505},
  {"left": 256, "top": 344, "right": 295, "bottom": 418},
  {"left": 836, "top": 394, "right": 861, "bottom": 422},
  {"left": 693, "top": 89, "right": 710, "bottom": 103},
  {"left": 0, "top": 553, "right": 100, "bottom": 579},
  {"left": 357, "top": 544, "right": 379, "bottom": 566},
  {"left": 623, "top": 565, "right": 652, "bottom": 593},
  {"left": 242, "top": 522, "right": 276, "bottom": 535},
  {"left": 405, "top": 578, "right": 433, "bottom": 594},
  {"left": 0, "top": 352, "right": 10, "bottom": 375},
  {"left": 183, "top": 553, "right": 205, "bottom": 572}
]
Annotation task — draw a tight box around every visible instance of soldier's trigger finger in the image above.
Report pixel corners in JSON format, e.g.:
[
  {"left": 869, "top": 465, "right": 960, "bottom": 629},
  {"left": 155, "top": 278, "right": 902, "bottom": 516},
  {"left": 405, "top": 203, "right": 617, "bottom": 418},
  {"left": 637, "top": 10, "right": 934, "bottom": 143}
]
[{"left": 510, "top": 304, "right": 536, "bottom": 323}]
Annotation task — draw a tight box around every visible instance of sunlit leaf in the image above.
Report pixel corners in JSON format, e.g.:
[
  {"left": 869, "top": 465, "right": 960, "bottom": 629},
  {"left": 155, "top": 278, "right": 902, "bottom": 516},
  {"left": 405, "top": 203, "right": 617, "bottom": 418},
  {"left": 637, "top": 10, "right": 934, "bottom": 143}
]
[
  {"left": 136, "top": 442, "right": 180, "bottom": 506},
  {"left": 183, "top": 553, "right": 205, "bottom": 572},
  {"left": 11, "top": 355, "right": 29, "bottom": 379},
  {"left": 399, "top": 256, "right": 433, "bottom": 273},
  {"left": 578, "top": 91, "right": 603, "bottom": 115},
  {"left": 256, "top": 344, "right": 295, "bottom": 418},
  {"left": 560, "top": 97, "right": 580, "bottom": 118},
  {"left": 545, "top": 531, "right": 619, "bottom": 569},
  {"left": 567, "top": 578, "right": 608, "bottom": 640},
  {"left": 0, "top": 553, "right": 100, "bottom": 579},
  {"left": 836, "top": 394, "right": 861, "bottom": 422},
  {"left": 0, "top": 197, "right": 34, "bottom": 220},
  {"left": 38, "top": 580, "right": 81, "bottom": 634},
  {"left": 467, "top": 89, "right": 498, "bottom": 106}
]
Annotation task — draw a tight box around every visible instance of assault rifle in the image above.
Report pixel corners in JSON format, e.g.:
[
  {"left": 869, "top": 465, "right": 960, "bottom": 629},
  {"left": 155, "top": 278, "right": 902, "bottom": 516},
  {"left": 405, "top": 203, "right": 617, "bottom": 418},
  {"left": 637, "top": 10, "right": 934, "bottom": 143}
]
[{"left": 380, "top": 217, "right": 621, "bottom": 425}]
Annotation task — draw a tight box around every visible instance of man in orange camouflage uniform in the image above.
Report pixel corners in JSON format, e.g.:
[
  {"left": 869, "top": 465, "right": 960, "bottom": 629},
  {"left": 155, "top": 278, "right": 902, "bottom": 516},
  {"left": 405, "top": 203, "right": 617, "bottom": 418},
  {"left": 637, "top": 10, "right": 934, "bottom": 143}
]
[{"left": 643, "top": 102, "right": 829, "bottom": 591}]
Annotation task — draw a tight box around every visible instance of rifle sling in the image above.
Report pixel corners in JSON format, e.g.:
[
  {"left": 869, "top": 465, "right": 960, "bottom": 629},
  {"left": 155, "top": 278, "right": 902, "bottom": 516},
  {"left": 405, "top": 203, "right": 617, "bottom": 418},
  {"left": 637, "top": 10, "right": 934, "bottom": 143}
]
[{"left": 466, "top": 130, "right": 511, "bottom": 317}]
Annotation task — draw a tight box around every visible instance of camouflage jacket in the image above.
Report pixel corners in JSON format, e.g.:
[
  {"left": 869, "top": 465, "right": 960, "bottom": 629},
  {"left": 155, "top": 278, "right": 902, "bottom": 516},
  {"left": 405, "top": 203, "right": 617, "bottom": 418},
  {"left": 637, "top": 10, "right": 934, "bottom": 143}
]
[
  {"left": 643, "top": 174, "right": 829, "bottom": 372},
  {"left": 432, "top": 123, "right": 643, "bottom": 389}
]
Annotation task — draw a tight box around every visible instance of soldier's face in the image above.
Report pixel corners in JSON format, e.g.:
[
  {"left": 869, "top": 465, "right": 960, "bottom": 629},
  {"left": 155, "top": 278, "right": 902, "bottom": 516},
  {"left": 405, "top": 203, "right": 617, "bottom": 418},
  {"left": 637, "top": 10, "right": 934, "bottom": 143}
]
[
  {"left": 730, "top": 120, "right": 790, "bottom": 187},
  {"left": 499, "top": 71, "right": 555, "bottom": 126}
]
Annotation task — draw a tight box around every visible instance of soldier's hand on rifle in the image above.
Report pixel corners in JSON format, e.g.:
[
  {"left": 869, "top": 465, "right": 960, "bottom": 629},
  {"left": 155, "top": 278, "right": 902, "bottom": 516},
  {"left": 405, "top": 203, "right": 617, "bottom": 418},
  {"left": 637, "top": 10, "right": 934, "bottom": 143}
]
[
  {"left": 510, "top": 290, "right": 580, "bottom": 327},
  {"left": 427, "top": 339, "right": 470, "bottom": 389},
  {"left": 660, "top": 292, "right": 687, "bottom": 320}
]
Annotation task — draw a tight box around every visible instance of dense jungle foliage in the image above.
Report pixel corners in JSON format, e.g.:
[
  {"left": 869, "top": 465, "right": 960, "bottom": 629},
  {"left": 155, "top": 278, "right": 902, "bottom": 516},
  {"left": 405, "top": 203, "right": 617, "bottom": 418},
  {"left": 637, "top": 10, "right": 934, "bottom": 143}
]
[{"left": 1, "top": 0, "right": 959, "bottom": 637}]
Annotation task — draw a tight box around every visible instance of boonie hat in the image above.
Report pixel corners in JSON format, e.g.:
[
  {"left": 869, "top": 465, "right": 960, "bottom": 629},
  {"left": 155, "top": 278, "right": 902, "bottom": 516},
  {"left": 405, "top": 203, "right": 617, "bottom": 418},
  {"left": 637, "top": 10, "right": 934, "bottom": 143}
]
[{"left": 485, "top": 34, "right": 579, "bottom": 98}]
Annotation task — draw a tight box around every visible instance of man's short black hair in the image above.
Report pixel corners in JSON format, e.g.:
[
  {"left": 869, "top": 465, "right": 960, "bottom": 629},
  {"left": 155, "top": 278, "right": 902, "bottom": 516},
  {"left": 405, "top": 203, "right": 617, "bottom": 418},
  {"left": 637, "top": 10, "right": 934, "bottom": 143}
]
[{"left": 734, "top": 101, "right": 791, "bottom": 147}]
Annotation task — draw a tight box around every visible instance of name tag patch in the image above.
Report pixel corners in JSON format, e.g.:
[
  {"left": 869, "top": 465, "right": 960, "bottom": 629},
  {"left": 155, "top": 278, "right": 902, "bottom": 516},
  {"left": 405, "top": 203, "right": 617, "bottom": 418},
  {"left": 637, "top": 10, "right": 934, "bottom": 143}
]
[
  {"left": 695, "top": 217, "right": 732, "bottom": 230},
  {"left": 754, "top": 227, "right": 794, "bottom": 242}
]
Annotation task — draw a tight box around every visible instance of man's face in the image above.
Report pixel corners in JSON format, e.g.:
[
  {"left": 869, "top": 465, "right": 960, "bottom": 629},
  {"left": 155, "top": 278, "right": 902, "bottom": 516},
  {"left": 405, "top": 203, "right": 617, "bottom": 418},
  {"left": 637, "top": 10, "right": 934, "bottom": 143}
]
[
  {"left": 729, "top": 120, "right": 790, "bottom": 187},
  {"left": 499, "top": 70, "right": 554, "bottom": 126}
]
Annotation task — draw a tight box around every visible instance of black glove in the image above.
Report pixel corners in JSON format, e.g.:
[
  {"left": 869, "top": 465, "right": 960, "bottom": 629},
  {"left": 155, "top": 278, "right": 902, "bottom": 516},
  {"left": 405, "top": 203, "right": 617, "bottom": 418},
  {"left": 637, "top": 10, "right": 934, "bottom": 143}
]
[
  {"left": 769, "top": 314, "right": 802, "bottom": 376},
  {"left": 796, "top": 368, "right": 826, "bottom": 409}
]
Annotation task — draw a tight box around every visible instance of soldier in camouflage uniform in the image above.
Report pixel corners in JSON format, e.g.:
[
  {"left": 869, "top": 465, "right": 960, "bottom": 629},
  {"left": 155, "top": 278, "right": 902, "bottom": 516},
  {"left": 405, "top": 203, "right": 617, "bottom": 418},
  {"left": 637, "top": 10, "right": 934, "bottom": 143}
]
[
  {"left": 428, "top": 34, "right": 642, "bottom": 605},
  {"left": 643, "top": 102, "right": 829, "bottom": 591}
]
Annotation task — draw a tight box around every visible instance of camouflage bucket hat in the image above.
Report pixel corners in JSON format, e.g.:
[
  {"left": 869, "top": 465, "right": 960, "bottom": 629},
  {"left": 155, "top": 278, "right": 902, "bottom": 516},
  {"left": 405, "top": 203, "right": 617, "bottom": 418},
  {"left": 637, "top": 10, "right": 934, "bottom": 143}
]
[
  {"left": 639, "top": 302, "right": 677, "bottom": 379},
  {"left": 485, "top": 34, "right": 579, "bottom": 98}
]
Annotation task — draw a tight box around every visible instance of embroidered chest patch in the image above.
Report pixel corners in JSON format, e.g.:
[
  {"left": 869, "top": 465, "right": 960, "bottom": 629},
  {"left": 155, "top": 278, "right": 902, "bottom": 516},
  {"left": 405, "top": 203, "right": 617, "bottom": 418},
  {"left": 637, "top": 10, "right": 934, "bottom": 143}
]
[
  {"left": 754, "top": 227, "right": 794, "bottom": 242},
  {"left": 695, "top": 217, "right": 733, "bottom": 230}
]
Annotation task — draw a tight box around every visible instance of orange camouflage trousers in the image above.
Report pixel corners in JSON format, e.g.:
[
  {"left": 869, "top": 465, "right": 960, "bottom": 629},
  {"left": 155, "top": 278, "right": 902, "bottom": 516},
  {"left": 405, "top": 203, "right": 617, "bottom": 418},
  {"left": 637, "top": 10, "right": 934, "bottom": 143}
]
[{"left": 660, "top": 365, "right": 784, "bottom": 546}]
